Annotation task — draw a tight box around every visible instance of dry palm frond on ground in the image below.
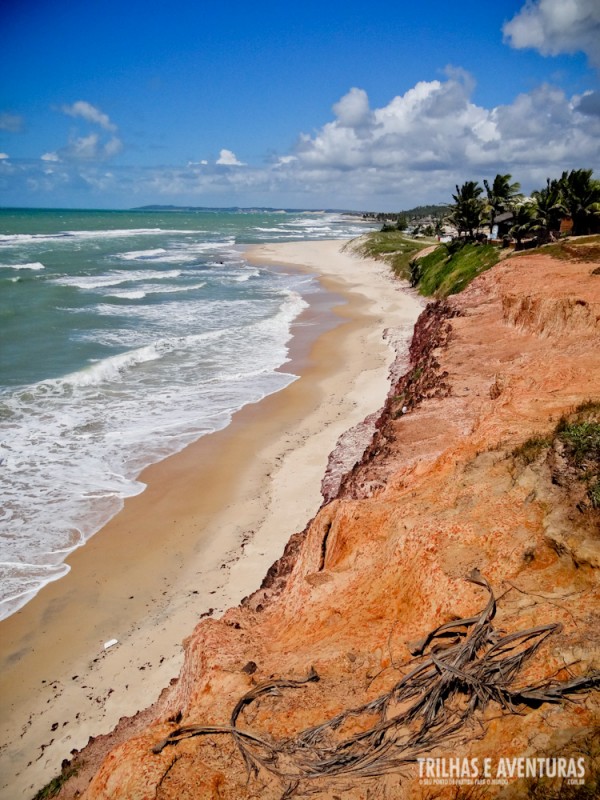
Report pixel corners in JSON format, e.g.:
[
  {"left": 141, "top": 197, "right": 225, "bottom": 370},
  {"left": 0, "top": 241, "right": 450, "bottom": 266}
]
[{"left": 152, "top": 570, "right": 600, "bottom": 796}]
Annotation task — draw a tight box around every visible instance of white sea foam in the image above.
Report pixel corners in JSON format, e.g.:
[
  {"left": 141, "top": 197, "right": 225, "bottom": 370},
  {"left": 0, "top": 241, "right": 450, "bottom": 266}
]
[
  {"left": 0, "top": 228, "right": 192, "bottom": 246},
  {"left": 116, "top": 239, "right": 236, "bottom": 264},
  {"left": 53, "top": 269, "right": 183, "bottom": 289},
  {"left": 253, "top": 227, "right": 290, "bottom": 232},
  {"left": 61, "top": 344, "right": 165, "bottom": 386},
  {"left": 0, "top": 210, "right": 339, "bottom": 620},
  {"left": 229, "top": 270, "right": 260, "bottom": 282},
  {"left": 106, "top": 289, "right": 147, "bottom": 299},
  {"left": 105, "top": 282, "right": 206, "bottom": 299},
  {"left": 0, "top": 280, "right": 310, "bottom": 619},
  {"left": 0, "top": 562, "right": 72, "bottom": 618},
  {"left": 0, "top": 261, "right": 45, "bottom": 270},
  {"left": 250, "top": 214, "right": 372, "bottom": 241},
  {"left": 118, "top": 248, "right": 168, "bottom": 260},
  {"left": 286, "top": 217, "right": 332, "bottom": 228}
]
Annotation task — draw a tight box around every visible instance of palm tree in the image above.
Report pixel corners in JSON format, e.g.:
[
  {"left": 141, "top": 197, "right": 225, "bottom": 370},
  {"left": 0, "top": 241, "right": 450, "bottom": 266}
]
[
  {"left": 484, "top": 173, "right": 522, "bottom": 233},
  {"left": 559, "top": 169, "right": 600, "bottom": 236},
  {"left": 509, "top": 203, "right": 536, "bottom": 247},
  {"left": 449, "top": 181, "right": 486, "bottom": 239},
  {"left": 530, "top": 179, "right": 566, "bottom": 243}
]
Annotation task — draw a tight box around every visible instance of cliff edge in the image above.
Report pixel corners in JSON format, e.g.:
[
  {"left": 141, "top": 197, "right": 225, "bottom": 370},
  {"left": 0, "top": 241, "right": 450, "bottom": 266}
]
[{"left": 62, "top": 246, "right": 600, "bottom": 799}]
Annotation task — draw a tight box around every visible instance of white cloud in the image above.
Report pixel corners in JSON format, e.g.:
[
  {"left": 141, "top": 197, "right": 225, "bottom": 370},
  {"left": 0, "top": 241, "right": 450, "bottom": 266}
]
[
  {"left": 0, "top": 153, "right": 9, "bottom": 160},
  {"left": 70, "top": 133, "right": 100, "bottom": 159},
  {"left": 3, "top": 74, "right": 599, "bottom": 209},
  {"left": 60, "top": 133, "right": 123, "bottom": 161},
  {"left": 48, "top": 100, "right": 122, "bottom": 163},
  {"left": 274, "top": 155, "right": 298, "bottom": 168},
  {"left": 0, "top": 112, "right": 23, "bottom": 132},
  {"left": 61, "top": 100, "right": 117, "bottom": 132},
  {"left": 216, "top": 148, "right": 245, "bottom": 166},
  {"left": 503, "top": 0, "right": 600, "bottom": 66},
  {"left": 103, "top": 136, "right": 123, "bottom": 158},
  {"left": 291, "top": 73, "right": 600, "bottom": 192},
  {"left": 332, "top": 87, "right": 372, "bottom": 129}
]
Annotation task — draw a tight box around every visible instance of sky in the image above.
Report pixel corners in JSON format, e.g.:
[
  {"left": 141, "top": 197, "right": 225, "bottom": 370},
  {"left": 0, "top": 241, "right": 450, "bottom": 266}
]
[{"left": 1, "top": 0, "right": 599, "bottom": 210}]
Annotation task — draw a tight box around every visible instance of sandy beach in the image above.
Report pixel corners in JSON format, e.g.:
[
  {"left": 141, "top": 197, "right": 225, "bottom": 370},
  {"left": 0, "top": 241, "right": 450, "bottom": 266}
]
[{"left": 0, "top": 239, "right": 423, "bottom": 799}]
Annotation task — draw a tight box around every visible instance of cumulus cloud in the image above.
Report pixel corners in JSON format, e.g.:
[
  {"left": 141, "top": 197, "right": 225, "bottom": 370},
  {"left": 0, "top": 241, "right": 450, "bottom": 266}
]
[
  {"left": 3, "top": 74, "right": 599, "bottom": 208},
  {"left": 216, "top": 148, "right": 245, "bottom": 166},
  {"left": 48, "top": 100, "right": 123, "bottom": 163},
  {"left": 0, "top": 153, "right": 9, "bottom": 160},
  {"left": 0, "top": 112, "right": 23, "bottom": 132},
  {"left": 332, "top": 87, "right": 372, "bottom": 129},
  {"left": 291, "top": 72, "right": 600, "bottom": 194},
  {"left": 297, "top": 71, "right": 484, "bottom": 172},
  {"left": 60, "top": 100, "right": 117, "bottom": 131},
  {"left": 503, "top": 0, "right": 600, "bottom": 66}
]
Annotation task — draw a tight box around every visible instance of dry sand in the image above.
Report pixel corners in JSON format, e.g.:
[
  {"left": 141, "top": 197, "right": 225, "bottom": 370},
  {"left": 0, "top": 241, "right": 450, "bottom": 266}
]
[{"left": 0, "top": 239, "right": 423, "bottom": 799}]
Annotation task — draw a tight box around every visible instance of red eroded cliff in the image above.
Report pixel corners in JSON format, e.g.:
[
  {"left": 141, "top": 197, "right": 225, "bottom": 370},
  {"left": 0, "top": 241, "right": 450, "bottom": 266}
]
[{"left": 69, "top": 247, "right": 600, "bottom": 799}]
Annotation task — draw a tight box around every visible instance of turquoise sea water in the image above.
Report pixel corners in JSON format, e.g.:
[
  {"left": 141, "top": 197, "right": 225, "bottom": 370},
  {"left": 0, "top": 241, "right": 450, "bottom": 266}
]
[{"left": 0, "top": 208, "right": 373, "bottom": 619}]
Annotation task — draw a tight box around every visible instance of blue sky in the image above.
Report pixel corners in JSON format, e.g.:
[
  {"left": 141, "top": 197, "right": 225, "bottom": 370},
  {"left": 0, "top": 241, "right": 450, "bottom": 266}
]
[{"left": 1, "top": 0, "right": 599, "bottom": 209}]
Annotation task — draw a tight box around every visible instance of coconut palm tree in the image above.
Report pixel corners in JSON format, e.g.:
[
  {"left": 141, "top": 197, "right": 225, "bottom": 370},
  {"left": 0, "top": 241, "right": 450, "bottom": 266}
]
[
  {"left": 530, "top": 179, "right": 566, "bottom": 243},
  {"left": 509, "top": 203, "right": 536, "bottom": 247},
  {"left": 559, "top": 168, "right": 600, "bottom": 236},
  {"left": 449, "top": 181, "right": 486, "bottom": 239},
  {"left": 484, "top": 173, "right": 522, "bottom": 233}
]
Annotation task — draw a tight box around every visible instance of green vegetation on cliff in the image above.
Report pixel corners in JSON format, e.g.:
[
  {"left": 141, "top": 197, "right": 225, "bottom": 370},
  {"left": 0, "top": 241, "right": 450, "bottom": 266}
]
[
  {"left": 356, "top": 229, "right": 600, "bottom": 299},
  {"left": 511, "top": 234, "right": 600, "bottom": 263},
  {"left": 33, "top": 763, "right": 81, "bottom": 800},
  {"left": 352, "top": 232, "right": 500, "bottom": 297},
  {"left": 348, "top": 230, "right": 433, "bottom": 279},
  {"left": 513, "top": 400, "right": 600, "bottom": 512},
  {"left": 411, "top": 241, "right": 499, "bottom": 296}
]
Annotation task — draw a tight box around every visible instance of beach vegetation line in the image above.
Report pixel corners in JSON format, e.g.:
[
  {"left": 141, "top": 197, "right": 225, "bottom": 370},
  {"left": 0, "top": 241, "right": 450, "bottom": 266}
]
[
  {"left": 346, "top": 229, "right": 434, "bottom": 279},
  {"left": 357, "top": 167, "right": 599, "bottom": 297}
]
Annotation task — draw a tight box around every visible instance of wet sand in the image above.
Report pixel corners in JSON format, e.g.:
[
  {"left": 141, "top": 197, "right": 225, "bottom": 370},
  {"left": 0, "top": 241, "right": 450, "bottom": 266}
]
[{"left": 0, "top": 239, "right": 423, "bottom": 799}]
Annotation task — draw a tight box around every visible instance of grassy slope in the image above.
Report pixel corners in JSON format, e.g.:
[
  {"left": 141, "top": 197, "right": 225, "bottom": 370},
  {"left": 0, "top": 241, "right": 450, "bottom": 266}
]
[
  {"left": 415, "top": 242, "right": 499, "bottom": 296},
  {"left": 351, "top": 230, "right": 500, "bottom": 297},
  {"left": 354, "top": 232, "right": 600, "bottom": 298},
  {"left": 348, "top": 231, "right": 434, "bottom": 280},
  {"left": 511, "top": 234, "right": 600, "bottom": 265}
]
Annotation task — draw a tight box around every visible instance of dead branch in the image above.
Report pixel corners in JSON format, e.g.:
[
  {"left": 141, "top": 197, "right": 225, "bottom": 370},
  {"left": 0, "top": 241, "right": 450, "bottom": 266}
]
[{"left": 151, "top": 571, "right": 599, "bottom": 796}]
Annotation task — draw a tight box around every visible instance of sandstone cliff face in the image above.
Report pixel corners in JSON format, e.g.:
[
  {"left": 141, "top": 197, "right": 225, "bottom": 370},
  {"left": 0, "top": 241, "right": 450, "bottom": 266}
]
[{"left": 80, "top": 250, "right": 599, "bottom": 799}]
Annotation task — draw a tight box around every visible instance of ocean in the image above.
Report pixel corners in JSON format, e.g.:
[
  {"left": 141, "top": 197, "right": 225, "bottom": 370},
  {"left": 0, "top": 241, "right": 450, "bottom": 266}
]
[{"left": 0, "top": 207, "right": 373, "bottom": 620}]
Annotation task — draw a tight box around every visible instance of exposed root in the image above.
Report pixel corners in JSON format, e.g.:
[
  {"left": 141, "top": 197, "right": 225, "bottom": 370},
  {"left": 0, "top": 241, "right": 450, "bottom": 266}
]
[{"left": 151, "top": 571, "right": 600, "bottom": 797}]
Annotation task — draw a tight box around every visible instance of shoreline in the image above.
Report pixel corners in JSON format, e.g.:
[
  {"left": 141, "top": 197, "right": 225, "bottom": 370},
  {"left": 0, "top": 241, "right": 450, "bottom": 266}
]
[{"left": 0, "top": 239, "right": 423, "bottom": 799}]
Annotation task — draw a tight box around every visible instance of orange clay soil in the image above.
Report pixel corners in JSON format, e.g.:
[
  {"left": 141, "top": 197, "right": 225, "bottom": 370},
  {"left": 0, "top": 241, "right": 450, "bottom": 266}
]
[{"left": 65, "top": 249, "right": 599, "bottom": 799}]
